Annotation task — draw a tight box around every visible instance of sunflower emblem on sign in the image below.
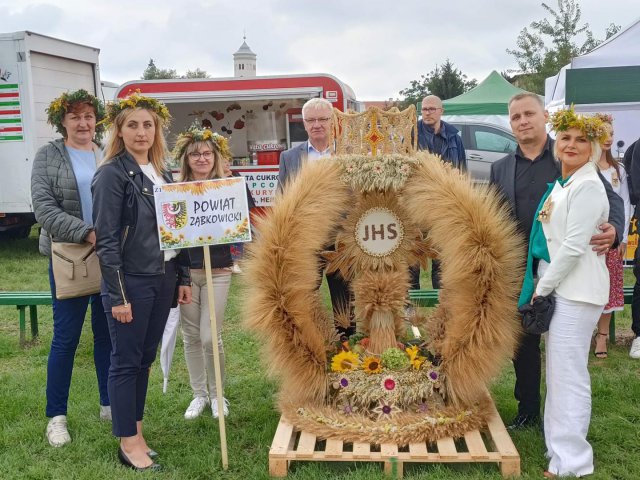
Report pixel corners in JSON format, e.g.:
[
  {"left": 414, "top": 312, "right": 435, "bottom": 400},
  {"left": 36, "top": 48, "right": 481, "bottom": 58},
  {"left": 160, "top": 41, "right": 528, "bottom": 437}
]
[{"left": 161, "top": 201, "right": 187, "bottom": 230}]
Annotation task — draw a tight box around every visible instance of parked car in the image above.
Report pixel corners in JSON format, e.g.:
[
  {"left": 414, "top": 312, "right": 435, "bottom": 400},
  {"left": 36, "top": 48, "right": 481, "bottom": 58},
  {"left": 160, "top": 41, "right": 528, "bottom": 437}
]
[{"left": 449, "top": 121, "right": 518, "bottom": 182}]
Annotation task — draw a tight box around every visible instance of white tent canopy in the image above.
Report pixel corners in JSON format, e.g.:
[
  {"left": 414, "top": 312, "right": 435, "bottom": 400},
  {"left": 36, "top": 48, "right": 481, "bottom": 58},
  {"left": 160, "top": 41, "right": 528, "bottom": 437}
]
[
  {"left": 572, "top": 18, "right": 640, "bottom": 69},
  {"left": 545, "top": 17, "right": 640, "bottom": 153}
]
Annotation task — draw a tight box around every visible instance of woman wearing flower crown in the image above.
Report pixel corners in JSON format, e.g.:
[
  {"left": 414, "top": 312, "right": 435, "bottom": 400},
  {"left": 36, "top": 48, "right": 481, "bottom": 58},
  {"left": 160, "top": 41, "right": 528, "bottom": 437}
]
[
  {"left": 31, "top": 89, "right": 111, "bottom": 448},
  {"left": 173, "top": 124, "right": 253, "bottom": 420},
  {"left": 92, "top": 93, "right": 192, "bottom": 471},
  {"left": 593, "top": 114, "right": 631, "bottom": 359},
  {"left": 519, "top": 108, "right": 609, "bottom": 478}
]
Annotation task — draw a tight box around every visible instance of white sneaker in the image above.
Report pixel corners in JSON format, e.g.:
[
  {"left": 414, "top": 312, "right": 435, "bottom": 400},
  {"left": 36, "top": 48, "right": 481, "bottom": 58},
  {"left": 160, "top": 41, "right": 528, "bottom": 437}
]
[
  {"left": 184, "top": 396, "right": 210, "bottom": 419},
  {"left": 630, "top": 337, "right": 640, "bottom": 359},
  {"left": 211, "top": 397, "right": 229, "bottom": 418},
  {"left": 99, "top": 405, "right": 112, "bottom": 421},
  {"left": 232, "top": 263, "right": 242, "bottom": 274},
  {"left": 46, "top": 415, "right": 71, "bottom": 447}
]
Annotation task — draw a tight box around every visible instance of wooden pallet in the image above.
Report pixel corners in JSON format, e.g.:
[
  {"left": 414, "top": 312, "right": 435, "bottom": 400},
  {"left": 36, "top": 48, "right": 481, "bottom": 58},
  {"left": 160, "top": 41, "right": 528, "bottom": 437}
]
[{"left": 268, "top": 400, "right": 520, "bottom": 478}]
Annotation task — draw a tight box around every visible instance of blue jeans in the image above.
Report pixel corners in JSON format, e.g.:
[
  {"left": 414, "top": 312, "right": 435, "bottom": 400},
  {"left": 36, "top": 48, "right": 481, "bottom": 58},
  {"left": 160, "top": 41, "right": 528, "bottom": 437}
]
[
  {"left": 103, "top": 261, "right": 176, "bottom": 437},
  {"left": 46, "top": 262, "right": 111, "bottom": 417}
]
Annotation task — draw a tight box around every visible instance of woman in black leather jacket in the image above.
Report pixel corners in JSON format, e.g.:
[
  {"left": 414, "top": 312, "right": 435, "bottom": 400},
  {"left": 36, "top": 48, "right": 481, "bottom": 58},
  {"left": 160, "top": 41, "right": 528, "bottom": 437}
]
[{"left": 92, "top": 93, "right": 191, "bottom": 472}]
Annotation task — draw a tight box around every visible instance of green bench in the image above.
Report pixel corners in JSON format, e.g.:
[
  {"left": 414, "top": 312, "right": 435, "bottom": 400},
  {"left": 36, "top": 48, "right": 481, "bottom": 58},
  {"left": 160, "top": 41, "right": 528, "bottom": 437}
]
[
  {"left": 0, "top": 291, "right": 52, "bottom": 345},
  {"left": 408, "top": 286, "right": 635, "bottom": 344}
]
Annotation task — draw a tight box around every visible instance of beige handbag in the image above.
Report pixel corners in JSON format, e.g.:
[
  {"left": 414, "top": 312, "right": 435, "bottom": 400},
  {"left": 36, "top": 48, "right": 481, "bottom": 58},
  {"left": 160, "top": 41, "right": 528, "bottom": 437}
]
[{"left": 51, "top": 241, "right": 102, "bottom": 299}]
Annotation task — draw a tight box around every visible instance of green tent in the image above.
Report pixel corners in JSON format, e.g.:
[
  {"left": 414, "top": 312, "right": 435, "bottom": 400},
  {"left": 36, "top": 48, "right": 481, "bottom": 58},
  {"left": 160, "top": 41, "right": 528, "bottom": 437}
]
[{"left": 442, "top": 71, "right": 528, "bottom": 115}]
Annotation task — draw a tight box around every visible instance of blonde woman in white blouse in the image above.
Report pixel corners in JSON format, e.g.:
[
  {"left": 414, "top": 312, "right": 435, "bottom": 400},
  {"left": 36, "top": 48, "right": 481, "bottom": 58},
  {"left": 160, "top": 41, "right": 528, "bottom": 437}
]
[
  {"left": 594, "top": 116, "right": 631, "bottom": 359},
  {"left": 526, "top": 109, "right": 610, "bottom": 479}
]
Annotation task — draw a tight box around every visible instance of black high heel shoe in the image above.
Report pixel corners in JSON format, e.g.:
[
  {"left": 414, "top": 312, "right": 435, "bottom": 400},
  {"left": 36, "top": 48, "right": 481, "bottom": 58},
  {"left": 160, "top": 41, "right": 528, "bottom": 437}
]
[
  {"left": 118, "top": 448, "right": 162, "bottom": 472},
  {"left": 147, "top": 449, "right": 158, "bottom": 459}
]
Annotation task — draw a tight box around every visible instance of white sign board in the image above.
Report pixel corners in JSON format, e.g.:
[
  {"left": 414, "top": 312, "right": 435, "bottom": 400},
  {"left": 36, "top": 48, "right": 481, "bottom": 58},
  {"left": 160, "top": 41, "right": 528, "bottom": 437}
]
[
  {"left": 154, "top": 177, "right": 251, "bottom": 250},
  {"left": 237, "top": 170, "right": 279, "bottom": 207}
]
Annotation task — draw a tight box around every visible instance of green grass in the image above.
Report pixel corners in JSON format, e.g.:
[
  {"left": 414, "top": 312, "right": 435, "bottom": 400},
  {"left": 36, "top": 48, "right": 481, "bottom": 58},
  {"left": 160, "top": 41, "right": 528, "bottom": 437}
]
[{"left": 1, "top": 227, "right": 639, "bottom": 479}]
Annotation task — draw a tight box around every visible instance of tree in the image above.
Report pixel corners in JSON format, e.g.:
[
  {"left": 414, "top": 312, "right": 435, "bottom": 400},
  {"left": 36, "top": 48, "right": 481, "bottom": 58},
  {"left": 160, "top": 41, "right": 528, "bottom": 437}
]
[
  {"left": 142, "top": 59, "right": 178, "bottom": 80},
  {"left": 141, "top": 59, "right": 210, "bottom": 80},
  {"left": 507, "top": 0, "right": 621, "bottom": 93},
  {"left": 184, "top": 68, "right": 210, "bottom": 79},
  {"left": 399, "top": 59, "right": 477, "bottom": 109}
]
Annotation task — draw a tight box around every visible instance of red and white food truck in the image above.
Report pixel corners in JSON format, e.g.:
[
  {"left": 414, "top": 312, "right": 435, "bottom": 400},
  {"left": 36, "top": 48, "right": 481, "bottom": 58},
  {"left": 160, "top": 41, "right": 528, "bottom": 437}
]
[{"left": 115, "top": 74, "right": 362, "bottom": 207}]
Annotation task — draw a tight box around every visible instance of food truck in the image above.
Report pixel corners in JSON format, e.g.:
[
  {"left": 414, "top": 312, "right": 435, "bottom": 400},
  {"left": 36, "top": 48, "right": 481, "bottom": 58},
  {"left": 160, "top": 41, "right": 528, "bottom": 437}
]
[{"left": 115, "top": 73, "right": 362, "bottom": 207}]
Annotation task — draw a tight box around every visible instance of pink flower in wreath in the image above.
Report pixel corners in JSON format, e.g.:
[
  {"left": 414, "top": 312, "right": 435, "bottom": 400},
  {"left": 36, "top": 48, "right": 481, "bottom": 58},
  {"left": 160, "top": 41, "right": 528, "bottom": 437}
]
[{"left": 381, "top": 375, "right": 396, "bottom": 391}]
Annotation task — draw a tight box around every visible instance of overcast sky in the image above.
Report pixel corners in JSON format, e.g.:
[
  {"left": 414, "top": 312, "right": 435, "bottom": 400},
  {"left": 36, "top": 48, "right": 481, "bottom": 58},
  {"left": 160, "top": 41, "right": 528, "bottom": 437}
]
[{"left": 1, "top": 0, "right": 636, "bottom": 100}]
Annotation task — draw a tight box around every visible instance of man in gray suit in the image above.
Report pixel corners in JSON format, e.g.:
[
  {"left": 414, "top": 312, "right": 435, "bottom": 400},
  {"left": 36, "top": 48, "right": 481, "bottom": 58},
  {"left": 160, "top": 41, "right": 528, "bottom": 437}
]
[
  {"left": 279, "top": 98, "right": 333, "bottom": 188},
  {"left": 490, "top": 92, "right": 623, "bottom": 430},
  {"left": 278, "top": 97, "right": 353, "bottom": 336}
]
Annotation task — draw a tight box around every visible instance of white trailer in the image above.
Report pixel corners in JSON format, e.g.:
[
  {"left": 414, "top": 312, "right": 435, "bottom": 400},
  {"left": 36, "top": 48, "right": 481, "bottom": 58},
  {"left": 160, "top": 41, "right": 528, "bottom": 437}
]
[{"left": 0, "top": 31, "right": 100, "bottom": 236}]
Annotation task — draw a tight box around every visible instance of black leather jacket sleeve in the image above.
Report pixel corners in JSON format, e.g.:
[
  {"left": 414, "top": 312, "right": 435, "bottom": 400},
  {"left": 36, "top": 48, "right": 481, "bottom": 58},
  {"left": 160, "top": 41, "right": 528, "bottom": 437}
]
[
  {"left": 92, "top": 161, "right": 129, "bottom": 306},
  {"left": 598, "top": 170, "right": 623, "bottom": 248}
]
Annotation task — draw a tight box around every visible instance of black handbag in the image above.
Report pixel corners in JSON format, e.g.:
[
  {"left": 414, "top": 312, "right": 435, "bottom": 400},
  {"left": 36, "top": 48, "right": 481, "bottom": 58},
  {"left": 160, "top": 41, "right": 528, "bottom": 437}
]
[{"left": 518, "top": 294, "right": 555, "bottom": 335}]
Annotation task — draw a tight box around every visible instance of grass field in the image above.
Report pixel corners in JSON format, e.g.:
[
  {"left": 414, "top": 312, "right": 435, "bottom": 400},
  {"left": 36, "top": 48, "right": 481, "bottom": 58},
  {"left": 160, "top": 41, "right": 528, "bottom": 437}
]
[{"left": 1, "top": 228, "right": 639, "bottom": 479}]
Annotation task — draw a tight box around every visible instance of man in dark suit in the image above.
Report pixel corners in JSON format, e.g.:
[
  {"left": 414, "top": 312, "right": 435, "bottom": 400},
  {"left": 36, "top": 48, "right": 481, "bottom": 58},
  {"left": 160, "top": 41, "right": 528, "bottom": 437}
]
[
  {"left": 490, "top": 92, "right": 624, "bottom": 429},
  {"left": 277, "top": 97, "right": 353, "bottom": 336}
]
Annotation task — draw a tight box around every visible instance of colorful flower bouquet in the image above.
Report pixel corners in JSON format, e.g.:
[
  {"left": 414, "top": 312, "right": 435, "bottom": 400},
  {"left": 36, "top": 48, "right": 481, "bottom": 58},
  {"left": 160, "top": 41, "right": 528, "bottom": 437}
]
[{"left": 327, "top": 334, "right": 446, "bottom": 420}]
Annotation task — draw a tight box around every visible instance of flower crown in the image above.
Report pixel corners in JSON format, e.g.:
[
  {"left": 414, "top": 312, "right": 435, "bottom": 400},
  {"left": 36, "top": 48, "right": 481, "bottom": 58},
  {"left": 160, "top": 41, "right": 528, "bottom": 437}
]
[
  {"left": 102, "top": 90, "right": 171, "bottom": 128},
  {"left": 548, "top": 107, "right": 608, "bottom": 143},
  {"left": 46, "top": 89, "right": 106, "bottom": 141},
  {"left": 172, "top": 123, "right": 232, "bottom": 161},
  {"left": 593, "top": 112, "right": 614, "bottom": 124}
]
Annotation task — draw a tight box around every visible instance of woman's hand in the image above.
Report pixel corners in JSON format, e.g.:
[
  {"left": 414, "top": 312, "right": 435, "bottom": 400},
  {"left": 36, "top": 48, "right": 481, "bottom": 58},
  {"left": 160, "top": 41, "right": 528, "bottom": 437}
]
[
  {"left": 85, "top": 230, "right": 96, "bottom": 246},
  {"left": 618, "top": 241, "right": 627, "bottom": 258},
  {"left": 531, "top": 293, "right": 538, "bottom": 304},
  {"left": 112, "top": 303, "right": 133, "bottom": 323},
  {"left": 177, "top": 285, "right": 192, "bottom": 305}
]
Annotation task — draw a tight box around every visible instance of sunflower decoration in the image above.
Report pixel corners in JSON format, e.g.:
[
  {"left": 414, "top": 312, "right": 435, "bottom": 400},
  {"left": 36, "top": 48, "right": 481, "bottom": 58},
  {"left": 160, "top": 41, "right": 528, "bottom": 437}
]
[
  {"left": 361, "top": 356, "right": 383, "bottom": 374},
  {"left": 172, "top": 122, "right": 232, "bottom": 162},
  {"left": 406, "top": 345, "right": 426, "bottom": 370},
  {"left": 548, "top": 106, "right": 607, "bottom": 143},
  {"left": 330, "top": 351, "right": 361, "bottom": 373},
  {"left": 102, "top": 90, "right": 171, "bottom": 128},
  {"left": 46, "top": 89, "right": 106, "bottom": 141}
]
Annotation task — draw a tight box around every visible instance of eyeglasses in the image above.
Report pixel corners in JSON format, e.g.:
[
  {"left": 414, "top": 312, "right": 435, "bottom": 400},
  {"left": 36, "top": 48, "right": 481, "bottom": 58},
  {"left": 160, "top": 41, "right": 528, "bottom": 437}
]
[
  {"left": 188, "top": 151, "right": 214, "bottom": 160},
  {"left": 421, "top": 107, "right": 442, "bottom": 114},
  {"left": 303, "top": 117, "right": 331, "bottom": 125}
]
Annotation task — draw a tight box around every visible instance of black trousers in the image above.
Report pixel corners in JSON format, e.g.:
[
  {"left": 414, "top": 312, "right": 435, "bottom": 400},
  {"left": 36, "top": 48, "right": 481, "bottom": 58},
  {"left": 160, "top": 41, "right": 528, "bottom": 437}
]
[
  {"left": 632, "top": 247, "right": 640, "bottom": 337},
  {"left": 102, "top": 261, "right": 176, "bottom": 437},
  {"left": 512, "top": 331, "right": 542, "bottom": 416},
  {"left": 318, "top": 244, "right": 353, "bottom": 337},
  {"left": 326, "top": 271, "right": 354, "bottom": 337},
  {"left": 408, "top": 259, "right": 442, "bottom": 290}
]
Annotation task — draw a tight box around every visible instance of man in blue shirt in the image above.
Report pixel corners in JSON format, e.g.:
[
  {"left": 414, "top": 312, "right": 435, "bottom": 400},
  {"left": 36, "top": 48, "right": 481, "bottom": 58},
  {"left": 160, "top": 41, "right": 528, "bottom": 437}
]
[{"left": 411, "top": 95, "right": 467, "bottom": 289}]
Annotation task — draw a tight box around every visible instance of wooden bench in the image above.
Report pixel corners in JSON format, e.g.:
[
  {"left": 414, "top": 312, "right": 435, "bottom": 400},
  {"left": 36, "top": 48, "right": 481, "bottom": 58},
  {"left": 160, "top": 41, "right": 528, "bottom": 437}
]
[
  {"left": 409, "top": 286, "right": 635, "bottom": 345},
  {"left": 0, "top": 291, "right": 52, "bottom": 345}
]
